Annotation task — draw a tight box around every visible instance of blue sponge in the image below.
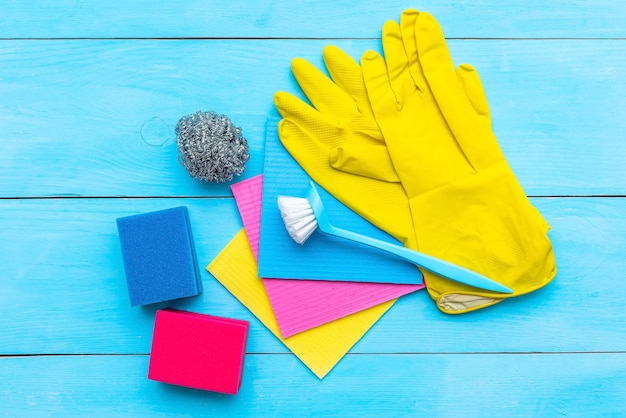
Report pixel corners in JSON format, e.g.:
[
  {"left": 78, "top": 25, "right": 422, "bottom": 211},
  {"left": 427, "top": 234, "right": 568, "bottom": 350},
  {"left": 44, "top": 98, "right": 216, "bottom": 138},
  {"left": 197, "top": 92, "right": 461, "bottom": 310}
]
[{"left": 116, "top": 206, "right": 202, "bottom": 306}]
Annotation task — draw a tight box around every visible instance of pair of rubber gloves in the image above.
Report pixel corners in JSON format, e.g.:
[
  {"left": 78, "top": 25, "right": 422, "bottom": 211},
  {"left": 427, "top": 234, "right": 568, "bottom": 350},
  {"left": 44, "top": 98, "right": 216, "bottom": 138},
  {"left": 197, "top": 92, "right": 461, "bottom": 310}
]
[{"left": 274, "top": 9, "right": 556, "bottom": 314}]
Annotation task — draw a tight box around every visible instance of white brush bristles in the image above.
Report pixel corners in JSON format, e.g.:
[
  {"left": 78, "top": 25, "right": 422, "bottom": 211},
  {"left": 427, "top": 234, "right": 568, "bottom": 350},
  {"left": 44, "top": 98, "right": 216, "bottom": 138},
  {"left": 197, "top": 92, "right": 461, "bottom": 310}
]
[{"left": 277, "top": 196, "right": 319, "bottom": 244}]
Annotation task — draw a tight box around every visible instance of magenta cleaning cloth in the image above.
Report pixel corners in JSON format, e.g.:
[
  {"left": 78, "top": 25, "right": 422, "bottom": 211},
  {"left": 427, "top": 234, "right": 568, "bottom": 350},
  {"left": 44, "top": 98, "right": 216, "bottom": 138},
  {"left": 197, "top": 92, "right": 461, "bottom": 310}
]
[
  {"left": 257, "top": 117, "right": 423, "bottom": 285},
  {"left": 232, "top": 175, "right": 422, "bottom": 337}
]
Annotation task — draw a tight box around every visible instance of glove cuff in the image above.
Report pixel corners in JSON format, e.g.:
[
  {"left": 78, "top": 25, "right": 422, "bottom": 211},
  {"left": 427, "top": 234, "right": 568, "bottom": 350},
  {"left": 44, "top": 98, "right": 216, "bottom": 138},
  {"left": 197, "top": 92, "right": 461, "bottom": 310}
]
[{"left": 408, "top": 160, "right": 557, "bottom": 314}]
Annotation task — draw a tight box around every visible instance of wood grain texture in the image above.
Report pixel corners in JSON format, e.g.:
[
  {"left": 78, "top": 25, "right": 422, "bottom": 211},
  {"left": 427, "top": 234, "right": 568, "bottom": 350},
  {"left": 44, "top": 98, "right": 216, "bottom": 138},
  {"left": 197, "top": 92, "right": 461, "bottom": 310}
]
[
  {"left": 2, "top": 354, "right": 625, "bottom": 417},
  {"left": 2, "top": 1, "right": 625, "bottom": 415},
  {"left": 2, "top": 0, "right": 626, "bottom": 39},
  {"left": 1, "top": 197, "right": 624, "bottom": 356},
  {"left": 1, "top": 39, "right": 625, "bottom": 197}
]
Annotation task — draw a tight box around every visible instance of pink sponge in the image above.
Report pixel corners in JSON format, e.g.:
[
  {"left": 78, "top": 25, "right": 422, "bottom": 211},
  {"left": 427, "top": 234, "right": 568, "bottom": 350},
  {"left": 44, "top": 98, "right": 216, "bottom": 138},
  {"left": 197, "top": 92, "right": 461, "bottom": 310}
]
[{"left": 148, "top": 309, "right": 249, "bottom": 394}]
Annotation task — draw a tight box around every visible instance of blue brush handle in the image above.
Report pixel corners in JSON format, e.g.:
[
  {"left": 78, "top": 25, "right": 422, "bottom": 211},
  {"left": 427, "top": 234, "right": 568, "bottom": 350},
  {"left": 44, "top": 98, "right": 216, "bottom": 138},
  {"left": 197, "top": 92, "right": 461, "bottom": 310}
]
[{"left": 328, "top": 225, "right": 513, "bottom": 294}]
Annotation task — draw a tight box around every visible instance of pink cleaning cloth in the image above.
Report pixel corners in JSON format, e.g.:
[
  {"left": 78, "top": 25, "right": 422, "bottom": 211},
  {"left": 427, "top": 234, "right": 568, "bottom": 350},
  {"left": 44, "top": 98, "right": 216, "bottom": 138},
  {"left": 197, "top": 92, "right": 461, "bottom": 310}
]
[{"left": 231, "top": 175, "right": 423, "bottom": 338}]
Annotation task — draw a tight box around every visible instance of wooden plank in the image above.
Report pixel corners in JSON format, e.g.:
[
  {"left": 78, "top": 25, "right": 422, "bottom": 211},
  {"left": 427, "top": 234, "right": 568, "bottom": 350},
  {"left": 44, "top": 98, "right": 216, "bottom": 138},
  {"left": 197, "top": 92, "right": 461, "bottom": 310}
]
[
  {"left": 1, "top": 353, "right": 625, "bottom": 416},
  {"left": 3, "top": 2, "right": 623, "bottom": 416},
  {"left": 1, "top": 197, "right": 625, "bottom": 355},
  {"left": 2, "top": 1, "right": 626, "bottom": 39},
  {"left": 1, "top": 39, "right": 625, "bottom": 197}
]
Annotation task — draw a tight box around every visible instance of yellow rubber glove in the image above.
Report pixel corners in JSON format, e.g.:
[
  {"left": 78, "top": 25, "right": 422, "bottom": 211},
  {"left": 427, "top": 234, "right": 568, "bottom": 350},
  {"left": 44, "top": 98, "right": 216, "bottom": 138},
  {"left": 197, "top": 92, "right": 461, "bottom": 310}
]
[
  {"left": 358, "top": 10, "right": 556, "bottom": 313},
  {"left": 274, "top": 46, "right": 415, "bottom": 248},
  {"left": 274, "top": 44, "right": 493, "bottom": 252}
]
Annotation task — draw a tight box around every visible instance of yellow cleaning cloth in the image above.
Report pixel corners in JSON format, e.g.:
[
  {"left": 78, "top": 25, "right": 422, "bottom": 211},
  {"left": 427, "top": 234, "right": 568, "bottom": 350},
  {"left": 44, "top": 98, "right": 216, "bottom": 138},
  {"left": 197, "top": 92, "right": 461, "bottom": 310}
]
[{"left": 207, "top": 229, "right": 395, "bottom": 379}]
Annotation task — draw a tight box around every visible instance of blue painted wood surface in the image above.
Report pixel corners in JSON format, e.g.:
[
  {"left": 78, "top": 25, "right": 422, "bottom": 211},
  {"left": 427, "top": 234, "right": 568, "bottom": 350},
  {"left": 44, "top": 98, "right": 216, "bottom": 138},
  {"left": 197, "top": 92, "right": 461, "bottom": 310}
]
[{"left": 1, "top": 1, "right": 625, "bottom": 416}]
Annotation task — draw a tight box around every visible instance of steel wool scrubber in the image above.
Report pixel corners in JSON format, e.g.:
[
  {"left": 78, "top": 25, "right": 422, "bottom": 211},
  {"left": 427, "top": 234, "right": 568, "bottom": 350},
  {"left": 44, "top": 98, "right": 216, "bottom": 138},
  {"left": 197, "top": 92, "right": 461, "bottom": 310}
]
[{"left": 175, "top": 111, "right": 250, "bottom": 183}]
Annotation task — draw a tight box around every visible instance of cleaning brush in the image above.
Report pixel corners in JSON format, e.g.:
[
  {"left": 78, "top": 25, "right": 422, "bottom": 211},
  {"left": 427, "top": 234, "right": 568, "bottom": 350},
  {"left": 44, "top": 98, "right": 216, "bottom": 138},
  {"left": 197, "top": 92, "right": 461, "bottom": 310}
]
[{"left": 278, "top": 181, "right": 513, "bottom": 294}]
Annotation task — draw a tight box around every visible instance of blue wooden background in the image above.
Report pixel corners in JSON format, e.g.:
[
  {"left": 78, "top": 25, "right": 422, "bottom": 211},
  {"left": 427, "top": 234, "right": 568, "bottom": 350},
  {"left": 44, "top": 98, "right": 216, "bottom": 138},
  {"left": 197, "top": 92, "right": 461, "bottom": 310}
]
[{"left": 2, "top": 1, "right": 626, "bottom": 416}]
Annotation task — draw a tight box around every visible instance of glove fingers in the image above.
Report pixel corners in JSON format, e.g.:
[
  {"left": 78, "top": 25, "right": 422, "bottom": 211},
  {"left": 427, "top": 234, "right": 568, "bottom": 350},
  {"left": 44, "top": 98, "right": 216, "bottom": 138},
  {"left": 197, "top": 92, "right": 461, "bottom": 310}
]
[
  {"left": 277, "top": 118, "right": 332, "bottom": 162},
  {"left": 416, "top": 12, "right": 503, "bottom": 168},
  {"left": 361, "top": 50, "right": 397, "bottom": 113},
  {"left": 399, "top": 8, "right": 427, "bottom": 91},
  {"left": 323, "top": 46, "right": 373, "bottom": 117},
  {"left": 322, "top": 46, "right": 385, "bottom": 141},
  {"left": 455, "top": 63, "right": 491, "bottom": 126},
  {"left": 381, "top": 19, "right": 414, "bottom": 104},
  {"left": 329, "top": 143, "right": 401, "bottom": 182},
  {"left": 278, "top": 120, "right": 414, "bottom": 246},
  {"left": 291, "top": 57, "right": 360, "bottom": 118},
  {"left": 274, "top": 91, "right": 339, "bottom": 145},
  {"left": 276, "top": 92, "right": 400, "bottom": 184}
]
